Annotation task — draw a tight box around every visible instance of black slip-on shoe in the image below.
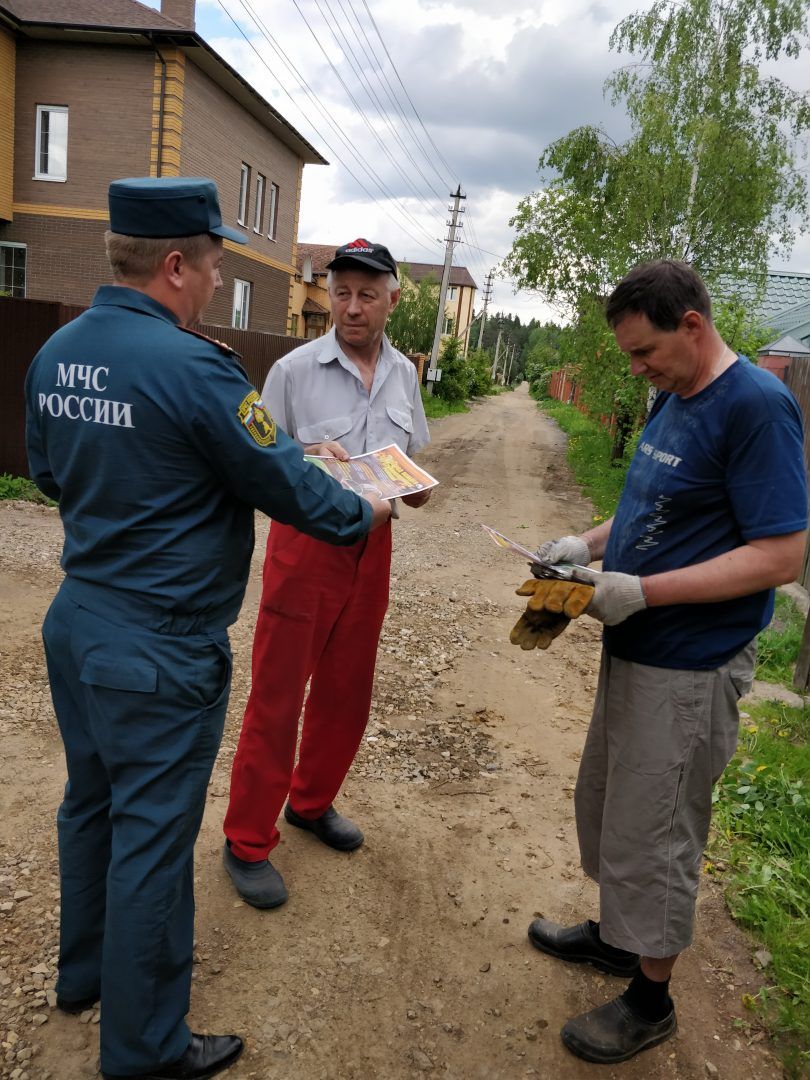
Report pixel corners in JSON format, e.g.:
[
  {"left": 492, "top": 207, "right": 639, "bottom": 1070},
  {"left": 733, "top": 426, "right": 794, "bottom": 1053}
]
[
  {"left": 102, "top": 1032, "right": 243, "bottom": 1080},
  {"left": 56, "top": 992, "right": 100, "bottom": 1014},
  {"left": 561, "top": 995, "right": 676, "bottom": 1064},
  {"left": 284, "top": 803, "right": 364, "bottom": 851},
  {"left": 222, "top": 842, "right": 288, "bottom": 909},
  {"left": 527, "top": 918, "right": 640, "bottom": 977}
]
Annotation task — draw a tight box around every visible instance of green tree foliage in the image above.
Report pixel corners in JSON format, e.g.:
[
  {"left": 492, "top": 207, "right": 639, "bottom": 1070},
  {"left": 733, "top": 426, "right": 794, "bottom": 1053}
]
[
  {"left": 386, "top": 266, "right": 441, "bottom": 355},
  {"left": 434, "top": 335, "right": 469, "bottom": 403},
  {"left": 505, "top": 0, "right": 810, "bottom": 427}
]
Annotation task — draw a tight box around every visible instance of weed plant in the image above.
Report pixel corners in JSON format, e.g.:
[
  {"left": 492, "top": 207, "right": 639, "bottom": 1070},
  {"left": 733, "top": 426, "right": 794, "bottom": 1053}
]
[
  {"left": 0, "top": 473, "right": 53, "bottom": 504},
  {"left": 419, "top": 387, "right": 468, "bottom": 419},
  {"left": 710, "top": 700, "right": 810, "bottom": 1074},
  {"left": 756, "top": 592, "right": 805, "bottom": 685}
]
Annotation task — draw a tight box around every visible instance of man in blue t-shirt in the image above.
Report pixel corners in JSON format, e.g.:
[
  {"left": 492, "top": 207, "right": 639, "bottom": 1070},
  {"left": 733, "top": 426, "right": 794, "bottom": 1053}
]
[{"left": 526, "top": 260, "right": 807, "bottom": 1065}]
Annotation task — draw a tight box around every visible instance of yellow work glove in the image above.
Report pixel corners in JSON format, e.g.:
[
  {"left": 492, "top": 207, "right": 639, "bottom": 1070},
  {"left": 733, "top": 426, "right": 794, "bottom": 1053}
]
[{"left": 509, "top": 578, "right": 595, "bottom": 650}]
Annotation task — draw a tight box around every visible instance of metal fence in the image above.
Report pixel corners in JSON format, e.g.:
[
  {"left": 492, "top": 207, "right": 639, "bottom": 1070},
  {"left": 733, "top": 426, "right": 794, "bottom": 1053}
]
[{"left": 0, "top": 297, "right": 306, "bottom": 477}]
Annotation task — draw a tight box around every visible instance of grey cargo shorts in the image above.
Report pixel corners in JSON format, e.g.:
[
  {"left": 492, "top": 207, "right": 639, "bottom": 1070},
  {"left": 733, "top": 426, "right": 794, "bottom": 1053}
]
[{"left": 575, "top": 644, "right": 755, "bottom": 958}]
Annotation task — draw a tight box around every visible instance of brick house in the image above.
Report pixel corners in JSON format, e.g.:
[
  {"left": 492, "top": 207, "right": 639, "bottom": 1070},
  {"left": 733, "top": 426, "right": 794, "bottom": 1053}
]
[
  {"left": 288, "top": 244, "right": 479, "bottom": 352},
  {"left": 0, "top": 0, "right": 326, "bottom": 333}
]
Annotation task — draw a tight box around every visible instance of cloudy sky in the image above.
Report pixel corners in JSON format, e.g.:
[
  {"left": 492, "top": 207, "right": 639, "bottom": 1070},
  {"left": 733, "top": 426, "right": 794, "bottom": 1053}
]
[{"left": 145, "top": 0, "right": 810, "bottom": 323}]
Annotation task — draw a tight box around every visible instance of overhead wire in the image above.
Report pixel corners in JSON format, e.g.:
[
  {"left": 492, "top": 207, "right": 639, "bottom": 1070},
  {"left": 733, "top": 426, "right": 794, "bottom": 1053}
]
[
  {"left": 217, "top": 0, "right": 442, "bottom": 257},
  {"left": 286, "top": 0, "right": 447, "bottom": 237}
]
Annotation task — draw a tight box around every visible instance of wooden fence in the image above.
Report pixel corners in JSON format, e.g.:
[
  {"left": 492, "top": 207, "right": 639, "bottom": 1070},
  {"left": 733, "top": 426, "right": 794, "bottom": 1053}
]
[{"left": 0, "top": 297, "right": 306, "bottom": 477}]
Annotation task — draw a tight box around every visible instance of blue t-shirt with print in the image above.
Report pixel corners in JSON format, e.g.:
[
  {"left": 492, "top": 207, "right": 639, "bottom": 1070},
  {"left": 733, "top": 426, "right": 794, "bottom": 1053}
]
[{"left": 603, "top": 356, "right": 807, "bottom": 670}]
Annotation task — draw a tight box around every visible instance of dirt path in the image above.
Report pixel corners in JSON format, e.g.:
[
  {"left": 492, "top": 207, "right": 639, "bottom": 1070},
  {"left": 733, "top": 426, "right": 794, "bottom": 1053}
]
[{"left": 0, "top": 385, "right": 780, "bottom": 1079}]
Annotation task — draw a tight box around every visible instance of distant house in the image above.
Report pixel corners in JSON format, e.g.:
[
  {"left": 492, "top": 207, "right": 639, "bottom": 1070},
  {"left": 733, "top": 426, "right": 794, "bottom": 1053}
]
[
  {"left": 0, "top": 0, "right": 326, "bottom": 333},
  {"left": 719, "top": 270, "right": 810, "bottom": 381},
  {"left": 401, "top": 262, "right": 478, "bottom": 355},
  {"left": 289, "top": 248, "right": 479, "bottom": 355}
]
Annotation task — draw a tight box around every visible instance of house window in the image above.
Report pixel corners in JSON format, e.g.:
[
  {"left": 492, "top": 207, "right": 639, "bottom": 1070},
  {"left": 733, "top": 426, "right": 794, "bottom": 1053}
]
[
  {"left": 448, "top": 286, "right": 458, "bottom": 301},
  {"left": 442, "top": 315, "right": 454, "bottom": 335},
  {"left": 289, "top": 313, "right": 299, "bottom": 336},
  {"left": 0, "top": 243, "right": 26, "bottom": 297},
  {"left": 237, "top": 164, "right": 250, "bottom": 226},
  {"left": 267, "top": 182, "right": 279, "bottom": 240},
  {"left": 232, "top": 279, "right": 251, "bottom": 328},
  {"left": 34, "top": 105, "right": 68, "bottom": 181},
  {"left": 254, "top": 174, "right": 265, "bottom": 233}
]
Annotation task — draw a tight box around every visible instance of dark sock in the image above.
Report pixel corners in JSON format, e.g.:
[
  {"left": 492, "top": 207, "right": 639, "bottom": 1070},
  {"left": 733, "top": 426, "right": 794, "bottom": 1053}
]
[
  {"left": 590, "top": 921, "right": 637, "bottom": 959},
  {"left": 621, "top": 969, "right": 673, "bottom": 1023}
]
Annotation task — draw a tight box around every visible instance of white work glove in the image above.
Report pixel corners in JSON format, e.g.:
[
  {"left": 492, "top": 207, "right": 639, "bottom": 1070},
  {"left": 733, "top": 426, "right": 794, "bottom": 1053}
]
[
  {"left": 587, "top": 572, "right": 647, "bottom": 626},
  {"left": 535, "top": 535, "right": 591, "bottom": 567}
]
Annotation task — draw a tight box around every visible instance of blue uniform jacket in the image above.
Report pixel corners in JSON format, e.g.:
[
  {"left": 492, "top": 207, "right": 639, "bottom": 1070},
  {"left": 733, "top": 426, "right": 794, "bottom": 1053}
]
[{"left": 25, "top": 286, "right": 372, "bottom": 628}]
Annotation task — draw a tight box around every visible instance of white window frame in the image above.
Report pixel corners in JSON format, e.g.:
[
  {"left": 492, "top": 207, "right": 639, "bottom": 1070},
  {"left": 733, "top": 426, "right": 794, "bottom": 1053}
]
[
  {"left": 267, "top": 182, "right": 279, "bottom": 241},
  {"left": 253, "top": 174, "right": 265, "bottom": 233},
  {"left": 0, "top": 242, "right": 27, "bottom": 298},
  {"left": 34, "top": 105, "right": 68, "bottom": 182},
  {"left": 442, "top": 315, "right": 454, "bottom": 336},
  {"left": 232, "top": 279, "right": 251, "bottom": 329},
  {"left": 237, "top": 163, "right": 250, "bottom": 226},
  {"left": 448, "top": 285, "right": 458, "bottom": 301}
]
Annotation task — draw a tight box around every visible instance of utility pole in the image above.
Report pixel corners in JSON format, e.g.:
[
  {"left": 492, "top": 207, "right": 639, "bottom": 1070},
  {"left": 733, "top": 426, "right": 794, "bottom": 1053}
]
[
  {"left": 505, "top": 343, "right": 516, "bottom": 385},
  {"left": 491, "top": 323, "right": 503, "bottom": 381},
  {"left": 427, "top": 185, "right": 466, "bottom": 392},
  {"left": 476, "top": 269, "right": 494, "bottom": 350}
]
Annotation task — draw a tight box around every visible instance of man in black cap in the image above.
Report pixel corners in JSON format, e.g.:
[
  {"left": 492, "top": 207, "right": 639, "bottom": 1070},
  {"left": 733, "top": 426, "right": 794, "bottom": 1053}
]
[
  {"left": 223, "top": 238, "right": 430, "bottom": 908},
  {"left": 25, "top": 184, "right": 392, "bottom": 1080}
]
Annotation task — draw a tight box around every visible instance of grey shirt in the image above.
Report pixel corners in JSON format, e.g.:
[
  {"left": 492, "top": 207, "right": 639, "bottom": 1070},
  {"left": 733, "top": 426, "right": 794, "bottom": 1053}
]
[{"left": 261, "top": 328, "right": 429, "bottom": 458}]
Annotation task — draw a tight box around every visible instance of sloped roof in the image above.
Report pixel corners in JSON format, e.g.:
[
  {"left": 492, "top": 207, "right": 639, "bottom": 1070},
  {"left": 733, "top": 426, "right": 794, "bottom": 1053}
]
[
  {"left": 298, "top": 243, "right": 336, "bottom": 275},
  {"left": 717, "top": 270, "right": 810, "bottom": 322},
  {"left": 296, "top": 246, "right": 479, "bottom": 291},
  {"left": 302, "top": 297, "right": 329, "bottom": 315},
  {"left": 1, "top": 0, "right": 186, "bottom": 30},
  {"left": 758, "top": 333, "right": 810, "bottom": 356},
  {"left": 401, "top": 262, "right": 478, "bottom": 290}
]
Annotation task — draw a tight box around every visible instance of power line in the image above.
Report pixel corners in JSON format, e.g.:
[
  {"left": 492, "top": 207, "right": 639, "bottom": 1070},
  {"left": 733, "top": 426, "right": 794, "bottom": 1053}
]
[
  {"left": 218, "top": 0, "right": 442, "bottom": 257},
  {"left": 359, "top": 0, "right": 460, "bottom": 187},
  {"left": 286, "top": 0, "right": 446, "bottom": 240}
]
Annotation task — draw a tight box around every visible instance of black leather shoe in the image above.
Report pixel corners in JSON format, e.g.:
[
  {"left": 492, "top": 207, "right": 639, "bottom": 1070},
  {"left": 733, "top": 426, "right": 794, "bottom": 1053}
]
[
  {"left": 222, "top": 842, "right": 288, "bottom": 909},
  {"left": 561, "top": 995, "right": 676, "bottom": 1063},
  {"left": 284, "top": 803, "right": 364, "bottom": 851},
  {"left": 528, "top": 918, "right": 640, "bottom": 977},
  {"left": 102, "top": 1033, "right": 243, "bottom": 1079},
  {"left": 56, "top": 991, "right": 100, "bottom": 1014}
]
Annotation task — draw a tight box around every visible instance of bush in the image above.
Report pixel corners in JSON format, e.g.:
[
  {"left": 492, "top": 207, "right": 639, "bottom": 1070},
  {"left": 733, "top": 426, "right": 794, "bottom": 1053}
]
[
  {"left": 0, "top": 474, "right": 53, "bottom": 504},
  {"left": 434, "top": 336, "right": 469, "bottom": 404}
]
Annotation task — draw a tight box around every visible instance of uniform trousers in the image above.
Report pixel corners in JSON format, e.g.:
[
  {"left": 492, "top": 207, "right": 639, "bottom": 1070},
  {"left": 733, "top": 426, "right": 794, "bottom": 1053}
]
[
  {"left": 225, "top": 518, "right": 391, "bottom": 862},
  {"left": 575, "top": 645, "right": 754, "bottom": 958},
  {"left": 42, "top": 582, "right": 232, "bottom": 1076}
]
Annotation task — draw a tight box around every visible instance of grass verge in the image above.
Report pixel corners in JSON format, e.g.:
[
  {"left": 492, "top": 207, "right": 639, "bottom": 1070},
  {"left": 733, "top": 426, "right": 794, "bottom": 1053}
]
[
  {"left": 420, "top": 387, "right": 469, "bottom": 419},
  {"left": 0, "top": 473, "right": 53, "bottom": 505},
  {"left": 756, "top": 592, "right": 806, "bottom": 686},
  {"left": 536, "top": 398, "right": 631, "bottom": 519},
  {"left": 709, "top": 697, "right": 810, "bottom": 1076}
]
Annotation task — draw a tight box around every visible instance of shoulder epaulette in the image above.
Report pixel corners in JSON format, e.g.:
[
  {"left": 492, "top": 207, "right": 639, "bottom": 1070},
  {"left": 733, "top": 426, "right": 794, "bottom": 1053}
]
[{"left": 177, "top": 325, "right": 242, "bottom": 360}]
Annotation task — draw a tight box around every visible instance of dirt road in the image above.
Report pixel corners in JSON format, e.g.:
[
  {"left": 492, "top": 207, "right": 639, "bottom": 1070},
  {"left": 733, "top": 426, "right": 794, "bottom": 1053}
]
[{"left": 0, "top": 385, "right": 780, "bottom": 1079}]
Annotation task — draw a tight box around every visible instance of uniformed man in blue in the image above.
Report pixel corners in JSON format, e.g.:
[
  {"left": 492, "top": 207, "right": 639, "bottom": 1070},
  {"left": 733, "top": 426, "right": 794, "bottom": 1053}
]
[{"left": 24, "top": 177, "right": 392, "bottom": 1080}]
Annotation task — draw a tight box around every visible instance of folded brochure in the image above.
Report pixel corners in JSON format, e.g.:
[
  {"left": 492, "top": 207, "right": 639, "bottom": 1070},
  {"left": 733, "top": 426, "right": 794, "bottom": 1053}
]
[
  {"left": 480, "top": 524, "right": 600, "bottom": 581},
  {"left": 305, "top": 443, "right": 438, "bottom": 501}
]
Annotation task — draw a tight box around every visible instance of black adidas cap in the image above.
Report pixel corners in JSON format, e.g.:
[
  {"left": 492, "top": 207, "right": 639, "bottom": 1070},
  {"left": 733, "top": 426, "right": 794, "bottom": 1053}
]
[{"left": 326, "top": 238, "right": 398, "bottom": 278}]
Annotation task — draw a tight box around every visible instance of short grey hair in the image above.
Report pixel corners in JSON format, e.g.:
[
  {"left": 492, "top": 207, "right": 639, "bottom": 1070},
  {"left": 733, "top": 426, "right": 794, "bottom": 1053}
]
[
  {"left": 105, "top": 231, "right": 221, "bottom": 284},
  {"left": 326, "top": 268, "right": 399, "bottom": 294}
]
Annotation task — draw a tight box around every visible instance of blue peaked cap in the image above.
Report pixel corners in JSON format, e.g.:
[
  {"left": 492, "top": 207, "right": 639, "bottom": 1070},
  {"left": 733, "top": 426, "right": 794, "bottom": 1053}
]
[{"left": 108, "top": 176, "right": 248, "bottom": 244}]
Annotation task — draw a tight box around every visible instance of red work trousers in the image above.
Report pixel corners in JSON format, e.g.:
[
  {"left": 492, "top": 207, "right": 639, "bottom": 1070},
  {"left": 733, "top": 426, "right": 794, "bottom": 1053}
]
[{"left": 224, "top": 518, "right": 391, "bottom": 862}]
